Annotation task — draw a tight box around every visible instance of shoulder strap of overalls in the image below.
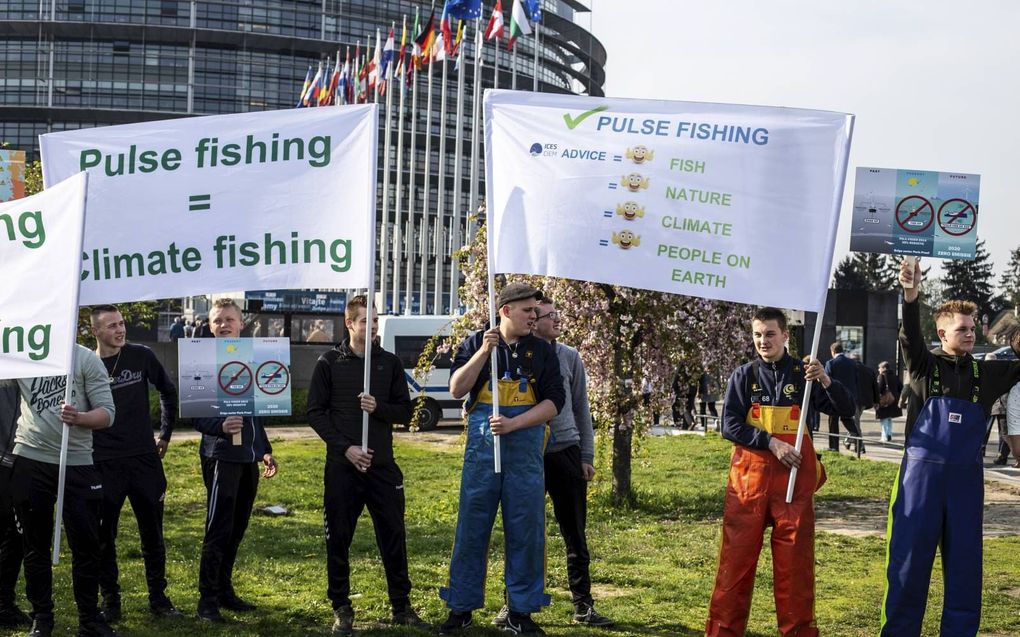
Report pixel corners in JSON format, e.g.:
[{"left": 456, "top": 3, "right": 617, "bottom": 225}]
[{"left": 929, "top": 359, "right": 981, "bottom": 403}]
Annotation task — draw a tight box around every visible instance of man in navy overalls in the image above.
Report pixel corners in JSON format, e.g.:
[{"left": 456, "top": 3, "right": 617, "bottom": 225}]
[
  {"left": 883, "top": 259, "right": 1020, "bottom": 636},
  {"left": 439, "top": 282, "right": 565, "bottom": 635}
]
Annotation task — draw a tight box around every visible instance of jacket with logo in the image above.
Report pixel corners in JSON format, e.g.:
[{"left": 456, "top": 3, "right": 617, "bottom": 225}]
[{"left": 722, "top": 351, "right": 854, "bottom": 450}]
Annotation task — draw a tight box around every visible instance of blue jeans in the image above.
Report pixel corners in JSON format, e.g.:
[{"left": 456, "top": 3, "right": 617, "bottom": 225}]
[{"left": 880, "top": 418, "right": 893, "bottom": 441}]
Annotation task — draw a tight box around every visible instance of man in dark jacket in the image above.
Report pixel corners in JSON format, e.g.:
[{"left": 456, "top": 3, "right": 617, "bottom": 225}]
[
  {"left": 882, "top": 259, "right": 1020, "bottom": 636},
  {"left": 193, "top": 299, "right": 278, "bottom": 623},
  {"left": 0, "top": 382, "right": 30, "bottom": 629},
  {"left": 850, "top": 354, "right": 878, "bottom": 453},
  {"left": 306, "top": 295, "right": 428, "bottom": 636},
  {"left": 823, "top": 342, "right": 860, "bottom": 452}
]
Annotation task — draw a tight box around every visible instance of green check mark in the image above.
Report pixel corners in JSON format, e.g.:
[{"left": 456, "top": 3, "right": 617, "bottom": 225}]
[{"left": 563, "top": 105, "right": 609, "bottom": 130}]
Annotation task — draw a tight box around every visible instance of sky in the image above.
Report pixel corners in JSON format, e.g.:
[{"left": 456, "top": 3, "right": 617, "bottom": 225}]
[{"left": 586, "top": 0, "right": 1019, "bottom": 281}]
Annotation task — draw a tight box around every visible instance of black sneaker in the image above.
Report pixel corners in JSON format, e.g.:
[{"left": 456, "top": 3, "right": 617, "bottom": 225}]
[
  {"left": 492, "top": 605, "right": 509, "bottom": 627},
  {"left": 218, "top": 592, "right": 257, "bottom": 612},
  {"left": 77, "top": 617, "right": 120, "bottom": 637},
  {"left": 149, "top": 598, "right": 185, "bottom": 618},
  {"left": 994, "top": 454, "right": 1009, "bottom": 465},
  {"left": 100, "top": 594, "right": 121, "bottom": 623},
  {"left": 392, "top": 606, "right": 430, "bottom": 629},
  {"left": 332, "top": 606, "right": 354, "bottom": 636},
  {"left": 196, "top": 599, "right": 226, "bottom": 623},
  {"left": 438, "top": 610, "right": 473, "bottom": 634},
  {"left": 0, "top": 605, "right": 32, "bottom": 627},
  {"left": 27, "top": 617, "right": 54, "bottom": 637},
  {"left": 502, "top": 612, "right": 544, "bottom": 635},
  {"left": 573, "top": 604, "right": 615, "bottom": 627}
]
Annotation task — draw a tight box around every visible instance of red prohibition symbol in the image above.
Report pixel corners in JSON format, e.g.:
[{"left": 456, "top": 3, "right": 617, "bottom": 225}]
[
  {"left": 895, "top": 196, "right": 935, "bottom": 233},
  {"left": 937, "top": 199, "right": 977, "bottom": 237},
  {"left": 256, "top": 361, "right": 291, "bottom": 395}
]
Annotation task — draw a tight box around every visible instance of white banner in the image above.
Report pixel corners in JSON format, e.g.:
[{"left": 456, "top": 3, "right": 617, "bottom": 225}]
[
  {"left": 0, "top": 172, "right": 87, "bottom": 380},
  {"left": 41, "top": 106, "right": 378, "bottom": 305},
  {"left": 485, "top": 90, "right": 853, "bottom": 312}
]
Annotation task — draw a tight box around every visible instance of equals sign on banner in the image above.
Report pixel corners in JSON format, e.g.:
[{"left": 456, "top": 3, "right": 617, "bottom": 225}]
[
  {"left": 189, "top": 194, "right": 211, "bottom": 211},
  {"left": 603, "top": 210, "right": 613, "bottom": 218},
  {"left": 608, "top": 182, "right": 618, "bottom": 190},
  {"left": 612, "top": 155, "right": 623, "bottom": 162},
  {"left": 598, "top": 239, "right": 609, "bottom": 247}
]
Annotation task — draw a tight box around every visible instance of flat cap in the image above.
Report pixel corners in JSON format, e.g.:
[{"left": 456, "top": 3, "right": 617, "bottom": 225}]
[{"left": 497, "top": 282, "right": 542, "bottom": 308}]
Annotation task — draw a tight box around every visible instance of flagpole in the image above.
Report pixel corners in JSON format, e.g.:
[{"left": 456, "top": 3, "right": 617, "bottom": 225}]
[
  {"left": 433, "top": 43, "right": 450, "bottom": 315},
  {"left": 53, "top": 171, "right": 89, "bottom": 565},
  {"left": 467, "top": 20, "right": 483, "bottom": 247},
  {"left": 392, "top": 16, "right": 408, "bottom": 313},
  {"left": 511, "top": 44, "right": 517, "bottom": 90},
  {"left": 485, "top": 215, "right": 502, "bottom": 475},
  {"left": 419, "top": 54, "right": 435, "bottom": 310},
  {"left": 406, "top": 61, "right": 419, "bottom": 315},
  {"left": 361, "top": 104, "right": 381, "bottom": 451},
  {"left": 449, "top": 22, "right": 469, "bottom": 312},
  {"left": 532, "top": 21, "right": 539, "bottom": 92},
  {"left": 379, "top": 33, "right": 395, "bottom": 315}
]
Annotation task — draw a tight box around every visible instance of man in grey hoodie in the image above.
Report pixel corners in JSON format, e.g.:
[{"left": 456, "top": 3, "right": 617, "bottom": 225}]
[
  {"left": 514, "top": 296, "right": 612, "bottom": 627},
  {"left": 10, "top": 344, "right": 118, "bottom": 637}
]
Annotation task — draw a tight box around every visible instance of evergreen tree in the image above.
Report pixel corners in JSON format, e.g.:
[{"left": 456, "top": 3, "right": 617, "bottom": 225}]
[
  {"left": 940, "top": 239, "right": 999, "bottom": 322},
  {"left": 832, "top": 255, "right": 868, "bottom": 290},
  {"left": 999, "top": 246, "right": 1020, "bottom": 310}
]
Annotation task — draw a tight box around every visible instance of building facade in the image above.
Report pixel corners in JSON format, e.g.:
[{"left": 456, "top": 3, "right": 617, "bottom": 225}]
[{"left": 0, "top": 0, "right": 607, "bottom": 314}]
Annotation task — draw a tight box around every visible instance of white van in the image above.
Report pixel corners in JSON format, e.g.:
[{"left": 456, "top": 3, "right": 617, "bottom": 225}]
[{"left": 377, "top": 315, "right": 462, "bottom": 430}]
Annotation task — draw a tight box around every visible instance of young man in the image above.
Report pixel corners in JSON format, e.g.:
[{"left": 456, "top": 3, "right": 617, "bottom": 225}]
[
  {"left": 823, "top": 342, "right": 860, "bottom": 452},
  {"left": 882, "top": 259, "right": 1020, "bottom": 637},
  {"left": 439, "top": 282, "right": 565, "bottom": 635},
  {"left": 706, "top": 307, "right": 853, "bottom": 637},
  {"left": 0, "top": 381, "right": 30, "bottom": 629},
  {"left": 307, "top": 295, "right": 429, "bottom": 635},
  {"left": 193, "top": 298, "right": 279, "bottom": 623},
  {"left": 89, "top": 305, "right": 182, "bottom": 621},
  {"left": 519, "top": 297, "right": 612, "bottom": 627},
  {"left": 10, "top": 345, "right": 118, "bottom": 637}
]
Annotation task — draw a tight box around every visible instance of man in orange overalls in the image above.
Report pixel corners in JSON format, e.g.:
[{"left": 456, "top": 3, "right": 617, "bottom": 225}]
[{"left": 706, "top": 307, "right": 854, "bottom": 637}]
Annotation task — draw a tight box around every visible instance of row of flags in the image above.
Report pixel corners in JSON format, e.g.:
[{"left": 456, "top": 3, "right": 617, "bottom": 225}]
[{"left": 297, "top": 0, "right": 541, "bottom": 107}]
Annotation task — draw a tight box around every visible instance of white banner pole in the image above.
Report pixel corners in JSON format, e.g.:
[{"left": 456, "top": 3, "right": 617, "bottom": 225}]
[
  {"left": 362, "top": 106, "right": 381, "bottom": 451},
  {"left": 786, "top": 117, "right": 855, "bottom": 503},
  {"left": 53, "top": 172, "right": 89, "bottom": 565}
]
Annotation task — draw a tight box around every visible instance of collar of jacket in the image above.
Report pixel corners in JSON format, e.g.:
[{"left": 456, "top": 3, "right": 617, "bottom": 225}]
[{"left": 336, "top": 339, "right": 382, "bottom": 360}]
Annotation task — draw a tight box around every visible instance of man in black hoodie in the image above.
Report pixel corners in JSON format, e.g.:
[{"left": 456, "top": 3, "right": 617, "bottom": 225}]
[
  {"left": 193, "top": 298, "right": 278, "bottom": 623},
  {"left": 882, "top": 259, "right": 1020, "bottom": 637},
  {"left": 307, "top": 295, "right": 427, "bottom": 636}
]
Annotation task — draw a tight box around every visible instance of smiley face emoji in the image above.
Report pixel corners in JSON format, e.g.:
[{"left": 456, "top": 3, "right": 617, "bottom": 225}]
[
  {"left": 616, "top": 201, "right": 645, "bottom": 220},
  {"left": 621, "top": 173, "right": 649, "bottom": 192},
  {"left": 625, "top": 145, "right": 654, "bottom": 164},
  {"left": 612, "top": 230, "right": 641, "bottom": 249}
]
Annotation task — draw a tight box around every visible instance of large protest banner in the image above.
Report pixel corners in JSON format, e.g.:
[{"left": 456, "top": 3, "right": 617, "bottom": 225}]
[
  {"left": 0, "top": 172, "right": 88, "bottom": 379},
  {"left": 41, "top": 106, "right": 378, "bottom": 304},
  {"left": 485, "top": 90, "right": 853, "bottom": 313}
]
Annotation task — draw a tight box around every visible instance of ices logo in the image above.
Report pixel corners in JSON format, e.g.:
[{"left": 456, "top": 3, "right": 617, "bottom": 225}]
[{"left": 529, "top": 143, "right": 543, "bottom": 156}]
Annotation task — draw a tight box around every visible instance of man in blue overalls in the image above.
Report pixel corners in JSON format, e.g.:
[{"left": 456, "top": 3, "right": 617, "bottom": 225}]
[
  {"left": 439, "top": 282, "right": 565, "bottom": 635},
  {"left": 883, "top": 259, "right": 1020, "bottom": 636}
]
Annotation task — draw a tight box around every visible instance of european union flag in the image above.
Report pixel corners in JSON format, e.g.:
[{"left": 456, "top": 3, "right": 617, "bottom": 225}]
[
  {"left": 445, "top": 0, "right": 482, "bottom": 20},
  {"left": 524, "top": 0, "right": 541, "bottom": 21}
]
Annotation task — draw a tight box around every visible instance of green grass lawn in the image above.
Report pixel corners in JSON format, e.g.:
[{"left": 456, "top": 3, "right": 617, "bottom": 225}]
[{"left": 3, "top": 433, "right": 1018, "bottom": 636}]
